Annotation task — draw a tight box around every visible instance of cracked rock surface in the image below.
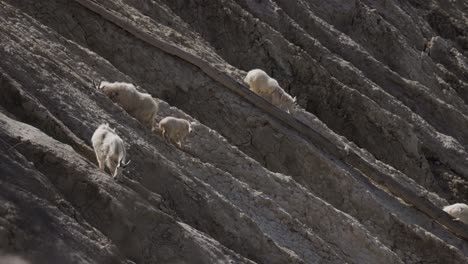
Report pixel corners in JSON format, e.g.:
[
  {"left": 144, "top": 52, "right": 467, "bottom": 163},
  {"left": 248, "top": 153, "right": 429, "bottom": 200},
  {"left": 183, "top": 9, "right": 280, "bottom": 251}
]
[{"left": 1, "top": 0, "right": 468, "bottom": 263}]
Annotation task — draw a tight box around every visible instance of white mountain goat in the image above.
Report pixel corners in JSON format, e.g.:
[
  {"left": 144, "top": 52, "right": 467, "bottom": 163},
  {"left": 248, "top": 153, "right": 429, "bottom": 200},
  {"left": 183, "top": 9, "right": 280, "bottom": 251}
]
[
  {"left": 443, "top": 203, "right": 468, "bottom": 224},
  {"left": 154, "top": 116, "right": 192, "bottom": 148},
  {"left": 244, "top": 69, "right": 297, "bottom": 113},
  {"left": 91, "top": 123, "right": 130, "bottom": 179},
  {"left": 95, "top": 81, "right": 158, "bottom": 127}
]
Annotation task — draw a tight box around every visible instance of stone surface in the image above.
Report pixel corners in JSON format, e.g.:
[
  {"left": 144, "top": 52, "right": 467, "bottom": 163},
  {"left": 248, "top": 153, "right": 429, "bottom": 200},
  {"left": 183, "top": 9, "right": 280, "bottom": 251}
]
[{"left": 1, "top": 0, "right": 468, "bottom": 263}]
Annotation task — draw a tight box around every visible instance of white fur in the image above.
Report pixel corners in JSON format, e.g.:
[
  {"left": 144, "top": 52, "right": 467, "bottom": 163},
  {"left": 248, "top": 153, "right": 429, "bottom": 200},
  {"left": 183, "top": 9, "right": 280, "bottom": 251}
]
[
  {"left": 91, "top": 123, "right": 129, "bottom": 179},
  {"left": 443, "top": 203, "right": 468, "bottom": 224},
  {"left": 244, "top": 69, "right": 297, "bottom": 113},
  {"left": 99, "top": 81, "right": 158, "bottom": 127},
  {"left": 154, "top": 117, "right": 192, "bottom": 148}
]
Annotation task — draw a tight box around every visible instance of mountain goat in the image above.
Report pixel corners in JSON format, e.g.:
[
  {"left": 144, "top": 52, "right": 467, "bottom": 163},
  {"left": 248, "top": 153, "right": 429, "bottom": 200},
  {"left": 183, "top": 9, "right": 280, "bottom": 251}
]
[
  {"left": 96, "top": 81, "right": 158, "bottom": 127},
  {"left": 244, "top": 69, "right": 297, "bottom": 113},
  {"left": 91, "top": 123, "right": 130, "bottom": 179},
  {"left": 153, "top": 116, "right": 192, "bottom": 148},
  {"left": 443, "top": 203, "right": 468, "bottom": 224}
]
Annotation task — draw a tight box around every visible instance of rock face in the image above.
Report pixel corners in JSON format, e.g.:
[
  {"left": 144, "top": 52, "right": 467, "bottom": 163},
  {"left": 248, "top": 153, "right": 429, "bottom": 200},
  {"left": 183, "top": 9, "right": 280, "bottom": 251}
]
[{"left": 1, "top": 0, "right": 468, "bottom": 263}]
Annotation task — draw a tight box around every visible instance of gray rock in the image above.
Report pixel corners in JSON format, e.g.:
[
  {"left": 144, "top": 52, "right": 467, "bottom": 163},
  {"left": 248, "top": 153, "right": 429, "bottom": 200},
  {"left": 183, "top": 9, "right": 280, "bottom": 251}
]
[{"left": 1, "top": 0, "right": 468, "bottom": 263}]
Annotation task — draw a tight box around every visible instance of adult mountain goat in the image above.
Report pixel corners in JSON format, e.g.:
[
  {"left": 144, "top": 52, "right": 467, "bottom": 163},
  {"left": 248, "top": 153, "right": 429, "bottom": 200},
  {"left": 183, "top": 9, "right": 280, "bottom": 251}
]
[
  {"left": 244, "top": 69, "right": 297, "bottom": 113},
  {"left": 96, "top": 81, "right": 158, "bottom": 127},
  {"left": 154, "top": 116, "right": 192, "bottom": 148},
  {"left": 91, "top": 123, "right": 130, "bottom": 179},
  {"left": 443, "top": 203, "right": 468, "bottom": 224}
]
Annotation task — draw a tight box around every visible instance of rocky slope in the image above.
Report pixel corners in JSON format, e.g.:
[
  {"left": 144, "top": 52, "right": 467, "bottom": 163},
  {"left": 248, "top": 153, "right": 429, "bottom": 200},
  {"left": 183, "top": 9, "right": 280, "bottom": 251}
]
[{"left": 1, "top": 0, "right": 468, "bottom": 263}]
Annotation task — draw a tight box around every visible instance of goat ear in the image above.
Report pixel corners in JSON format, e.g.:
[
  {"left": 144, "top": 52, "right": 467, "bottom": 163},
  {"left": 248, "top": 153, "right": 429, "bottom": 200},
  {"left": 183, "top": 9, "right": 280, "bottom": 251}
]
[
  {"left": 121, "top": 160, "right": 131, "bottom": 168},
  {"left": 92, "top": 80, "right": 102, "bottom": 90}
]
